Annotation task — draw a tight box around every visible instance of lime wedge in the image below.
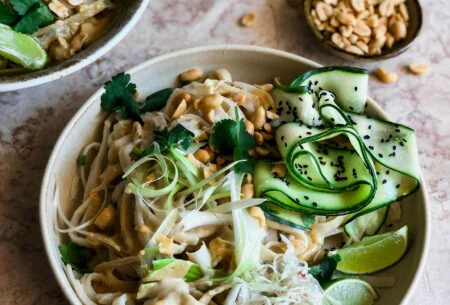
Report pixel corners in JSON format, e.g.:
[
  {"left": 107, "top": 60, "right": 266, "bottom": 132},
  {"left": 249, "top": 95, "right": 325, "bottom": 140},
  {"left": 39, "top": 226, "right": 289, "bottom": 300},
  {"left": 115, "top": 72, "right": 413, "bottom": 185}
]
[
  {"left": 0, "top": 24, "right": 47, "bottom": 70},
  {"left": 337, "top": 226, "right": 408, "bottom": 274},
  {"left": 323, "top": 278, "right": 377, "bottom": 305}
]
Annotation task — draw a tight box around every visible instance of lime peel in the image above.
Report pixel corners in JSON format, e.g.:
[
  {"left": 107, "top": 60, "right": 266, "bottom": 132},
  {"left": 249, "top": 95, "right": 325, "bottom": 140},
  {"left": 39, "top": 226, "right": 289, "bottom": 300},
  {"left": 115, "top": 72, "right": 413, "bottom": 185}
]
[
  {"left": 0, "top": 24, "right": 47, "bottom": 70},
  {"left": 323, "top": 278, "right": 378, "bottom": 305},
  {"left": 336, "top": 226, "right": 408, "bottom": 274}
]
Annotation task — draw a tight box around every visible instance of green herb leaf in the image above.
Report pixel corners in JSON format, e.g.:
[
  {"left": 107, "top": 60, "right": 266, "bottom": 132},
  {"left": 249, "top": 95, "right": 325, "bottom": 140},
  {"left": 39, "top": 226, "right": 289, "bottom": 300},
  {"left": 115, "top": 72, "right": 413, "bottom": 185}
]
[
  {"left": 139, "top": 88, "right": 174, "bottom": 113},
  {"left": 13, "top": 2, "right": 55, "bottom": 34},
  {"left": 309, "top": 254, "right": 341, "bottom": 285},
  {"left": 9, "top": 0, "right": 40, "bottom": 15},
  {"left": 0, "top": 3, "right": 19, "bottom": 25},
  {"left": 77, "top": 155, "right": 87, "bottom": 166},
  {"left": 210, "top": 112, "right": 257, "bottom": 173},
  {"left": 59, "top": 242, "right": 90, "bottom": 274},
  {"left": 101, "top": 72, "right": 142, "bottom": 123},
  {"left": 139, "top": 125, "right": 194, "bottom": 158}
]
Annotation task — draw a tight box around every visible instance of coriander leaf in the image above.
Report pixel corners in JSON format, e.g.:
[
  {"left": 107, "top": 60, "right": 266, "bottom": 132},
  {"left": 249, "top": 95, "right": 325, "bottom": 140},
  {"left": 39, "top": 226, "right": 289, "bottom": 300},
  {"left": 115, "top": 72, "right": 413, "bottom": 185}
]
[
  {"left": 140, "top": 125, "right": 194, "bottom": 157},
  {"left": 77, "top": 155, "right": 87, "bottom": 166},
  {"left": 13, "top": 2, "right": 55, "bottom": 34},
  {"left": 0, "top": 3, "right": 19, "bottom": 25},
  {"left": 309, "top": 254, "right": 341, "bottom": 285},
  {"left": 59, "top": 242, "right": 90, "bottom": 274},
  {"left": 101, "top": 72, "right": 142, "bottom": 123},
  {"left": 210, "top": 117, "right": 257, "bottom": 173},
  {"left": 154, "top": 124, "right": 194, "bottom": 152},
  {"left": 139, "top": 88, "right": 174, "bottom": 113},
  {"left": 10, "top": 0, "right": 40, "bottom": 15}
]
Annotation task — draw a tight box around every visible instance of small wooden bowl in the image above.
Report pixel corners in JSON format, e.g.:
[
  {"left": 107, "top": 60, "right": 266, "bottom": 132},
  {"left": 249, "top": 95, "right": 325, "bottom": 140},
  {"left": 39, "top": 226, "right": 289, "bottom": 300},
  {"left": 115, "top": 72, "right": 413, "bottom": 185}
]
[{"left": 304, "top": 0, "right": 423, "bottom": 61}]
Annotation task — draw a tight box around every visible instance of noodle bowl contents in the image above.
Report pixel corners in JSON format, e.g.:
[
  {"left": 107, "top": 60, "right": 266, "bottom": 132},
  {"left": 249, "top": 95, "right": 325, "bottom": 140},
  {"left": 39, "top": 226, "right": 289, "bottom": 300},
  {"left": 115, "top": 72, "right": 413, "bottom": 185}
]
[{"left": 56, "top": 66, "right": 420, "bottom": 305}]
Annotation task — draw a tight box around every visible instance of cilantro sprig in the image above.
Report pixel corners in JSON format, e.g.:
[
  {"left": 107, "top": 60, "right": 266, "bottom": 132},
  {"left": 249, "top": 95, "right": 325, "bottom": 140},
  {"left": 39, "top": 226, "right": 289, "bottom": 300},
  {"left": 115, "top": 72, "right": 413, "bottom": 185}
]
[
  {"left": 309, "top": 254, "right": 341, "bottom": 285},
  {"left": 59, "top": 242, "right": 91, "bottom": 274},
  {"left": 138, "top": 125, "right": 194, "bottom": 157},
  {"left": 0, "top": 0, "right": 55, "bottom": 34},
  {"left": 100, "top": 73, "right": 173, "bottom": 123},
  {"left": 210, "top": 109, "right": 257, "bottom": 173},
  {"left": 101, "top": 73, "right": 142, "bottom": 123}
]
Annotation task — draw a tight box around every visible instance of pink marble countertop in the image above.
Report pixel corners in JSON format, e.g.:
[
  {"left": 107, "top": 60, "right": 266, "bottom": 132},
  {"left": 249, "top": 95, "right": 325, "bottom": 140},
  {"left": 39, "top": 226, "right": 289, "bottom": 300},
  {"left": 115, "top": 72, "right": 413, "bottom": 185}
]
[{"left": 0, "top": 0, "right": 449, "bottom": 304}]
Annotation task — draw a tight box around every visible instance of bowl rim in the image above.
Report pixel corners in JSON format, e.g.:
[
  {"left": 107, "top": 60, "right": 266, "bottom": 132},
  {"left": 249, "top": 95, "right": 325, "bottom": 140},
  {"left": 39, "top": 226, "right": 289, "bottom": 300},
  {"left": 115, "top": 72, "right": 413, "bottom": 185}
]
[
  {"left": 303, "top": 0, "right": 423, "bottom": 61},
  {"left": 0, "top": 0, "right": 151, "bottom": 92},
  {"left": 39, "top": 44, "right": 431, "bottom": 305}
]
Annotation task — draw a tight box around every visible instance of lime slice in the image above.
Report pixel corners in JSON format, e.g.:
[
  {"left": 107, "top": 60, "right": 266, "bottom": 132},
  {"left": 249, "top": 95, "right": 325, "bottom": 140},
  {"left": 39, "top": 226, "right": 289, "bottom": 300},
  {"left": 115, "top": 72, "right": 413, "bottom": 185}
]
[
  {"left": 323, "top": 278, "right": 377, "bottom": 305},
  {"left": 0, "top": 24, "right": 47, "bottom": 70},
  {"left": 337, "top": 226, "right": 408, "bottom": 274}
]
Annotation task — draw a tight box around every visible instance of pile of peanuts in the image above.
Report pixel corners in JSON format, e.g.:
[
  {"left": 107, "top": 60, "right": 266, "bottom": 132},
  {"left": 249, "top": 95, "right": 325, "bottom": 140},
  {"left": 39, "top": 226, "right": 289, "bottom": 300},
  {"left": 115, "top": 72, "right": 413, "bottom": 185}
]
[{"left": 310, "top": 0, "right": 410, "bottom": 56}]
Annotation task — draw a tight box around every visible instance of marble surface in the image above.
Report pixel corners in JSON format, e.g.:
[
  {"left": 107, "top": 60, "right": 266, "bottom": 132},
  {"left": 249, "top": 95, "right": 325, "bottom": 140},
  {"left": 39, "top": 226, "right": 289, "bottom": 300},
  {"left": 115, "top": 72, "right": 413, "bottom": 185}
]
[{"left": 0, "top": 0, "right": 449, "bottom": 304}]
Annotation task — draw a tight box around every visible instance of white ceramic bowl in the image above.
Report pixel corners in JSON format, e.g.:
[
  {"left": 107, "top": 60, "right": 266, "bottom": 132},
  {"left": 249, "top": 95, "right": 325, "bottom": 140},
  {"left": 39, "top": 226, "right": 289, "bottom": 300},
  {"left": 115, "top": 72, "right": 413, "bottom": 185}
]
[
  {"left": 40, "top": 45, "right": 430, "bottom": 305},
  {"left": 0, "top": 0, "right": 150, "bottom": 92}
]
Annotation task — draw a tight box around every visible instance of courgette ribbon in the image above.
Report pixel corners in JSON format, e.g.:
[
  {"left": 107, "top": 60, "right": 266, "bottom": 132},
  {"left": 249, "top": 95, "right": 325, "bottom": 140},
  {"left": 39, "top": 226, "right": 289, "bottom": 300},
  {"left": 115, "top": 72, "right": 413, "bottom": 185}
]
[{"left": 255, "top": 86, "right": 420, "bottom": 225}]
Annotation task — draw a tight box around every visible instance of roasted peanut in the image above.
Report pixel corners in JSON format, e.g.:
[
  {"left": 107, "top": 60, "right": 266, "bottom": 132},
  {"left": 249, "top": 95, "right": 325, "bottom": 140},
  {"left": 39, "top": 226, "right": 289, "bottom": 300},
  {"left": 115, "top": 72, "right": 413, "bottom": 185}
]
[
  {"left": 251, "top": 106, "right": 266, "bottom": 130},
  {"left": 345, "top": 45, "right": 365, "bottom": 55},
  {"left": 171, "top": 99, "right": 187, "bottom": 120},
  {"left": 266, "top": 110, "right": 279, "bottom": 120},
  {"left": 254, "top": 132, "right": 264, "bottom": 145},
  {"left": 212, "top": 68, "right": 232, "bottom": 81},
  {"left": 255, "top": 146, "right": 271, "bottom": 156},
  {"left": 194, "top": 149, "right": 210, "bottom": 163},
  {"left": 200, "top": 93, "right": 223, "bottom": 111},
  {"left": 241, "top": 12, "right": 256, "bottom": 27},
  {"left": 376, "top": 67, "right": 398, "bottom": 83},
  {"left": 231, "top": 93, "right": 246, "bottom": 106},
  {"left": 179, "top": 68, "right": 203, "bottom": 83},
  {"left": 350, "top": 0, "right": 365, "bottom": 12},
  {"left": 409, "top": 62, "right": 429, "bottom": 75},
  {"left": 336, "top": 12, "right": 356, "bottom": 26},
  {"left": 353, "top": 20, "right": 371, "bottom": 36},
  {"left": 263, "top": 122, "right": 272, "bottom": 133}
]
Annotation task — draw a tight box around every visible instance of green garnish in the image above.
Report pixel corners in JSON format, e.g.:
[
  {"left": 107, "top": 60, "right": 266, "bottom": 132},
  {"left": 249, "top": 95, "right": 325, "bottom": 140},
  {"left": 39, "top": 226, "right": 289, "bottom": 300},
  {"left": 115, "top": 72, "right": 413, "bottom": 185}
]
[
  {"left": 10, "top": 0, "right": 41, "bottom": 15},
  {"left": 77, "top": 155, "right": 87, "bottom": 166},
  {"left": 309, "top": 254, "right": 341, "bottom": 285},
  {"left": 0, "top": 3, "right": 19, "bottom": 26},
  {"left": 0, "top": 0, "right": 56, "bottom": 35},
  {"left": 139, "top": 88, "right": 174, "bottom": 113},
  {"left": 59, "top": 242, "right": 90, "bottom": 274},
  {"left": 101, "top": 72, "right": 142, "bottom": 122},
  {"left": 13, "top": 2, "right": 55, "bottom": 34},
  {"left": 140, "top": 125, "right": 194, "bottom": 157},
  {"left": 210, "top": 109, "right": 257, "bottom": 173},
  {"left": 101, "top": 73, "right": 174, "bottom": 123}
]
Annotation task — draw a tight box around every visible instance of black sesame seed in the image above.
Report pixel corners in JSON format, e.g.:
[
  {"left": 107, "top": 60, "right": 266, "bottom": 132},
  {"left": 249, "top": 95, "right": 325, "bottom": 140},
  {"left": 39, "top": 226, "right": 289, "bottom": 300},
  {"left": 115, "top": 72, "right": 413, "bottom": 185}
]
[
  {"left": 400, "top": 142, "right": 404, "bottom": 147},
  {"left": 378, "top": 153, "right": 383, "bottom": 158},
  {"left": 312, "top": 202, "right": 318, "bottom": 207},
  {"left": 396, "top": 184, "right": 400, "bottom": 189},
  {"left": 304, "top": 196, "right": 309, "bottom": 200},
  {"left": 364, "top": 135, "right": 370, "bottom": 139},
  {"left": 382, "top": 179, "right": 387, "bottom": 184},
  {"left": 354, "top": 86, "right": 358, "bottom": 91},
  {"left": 281, "top": 136, "right": 285, "bottom": 140},
  {"left": 369, "top": 146, "right": 374, "bottom": 150},
  {"left": 349, "top": 106, "right": 354, "bottom": 111}
]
